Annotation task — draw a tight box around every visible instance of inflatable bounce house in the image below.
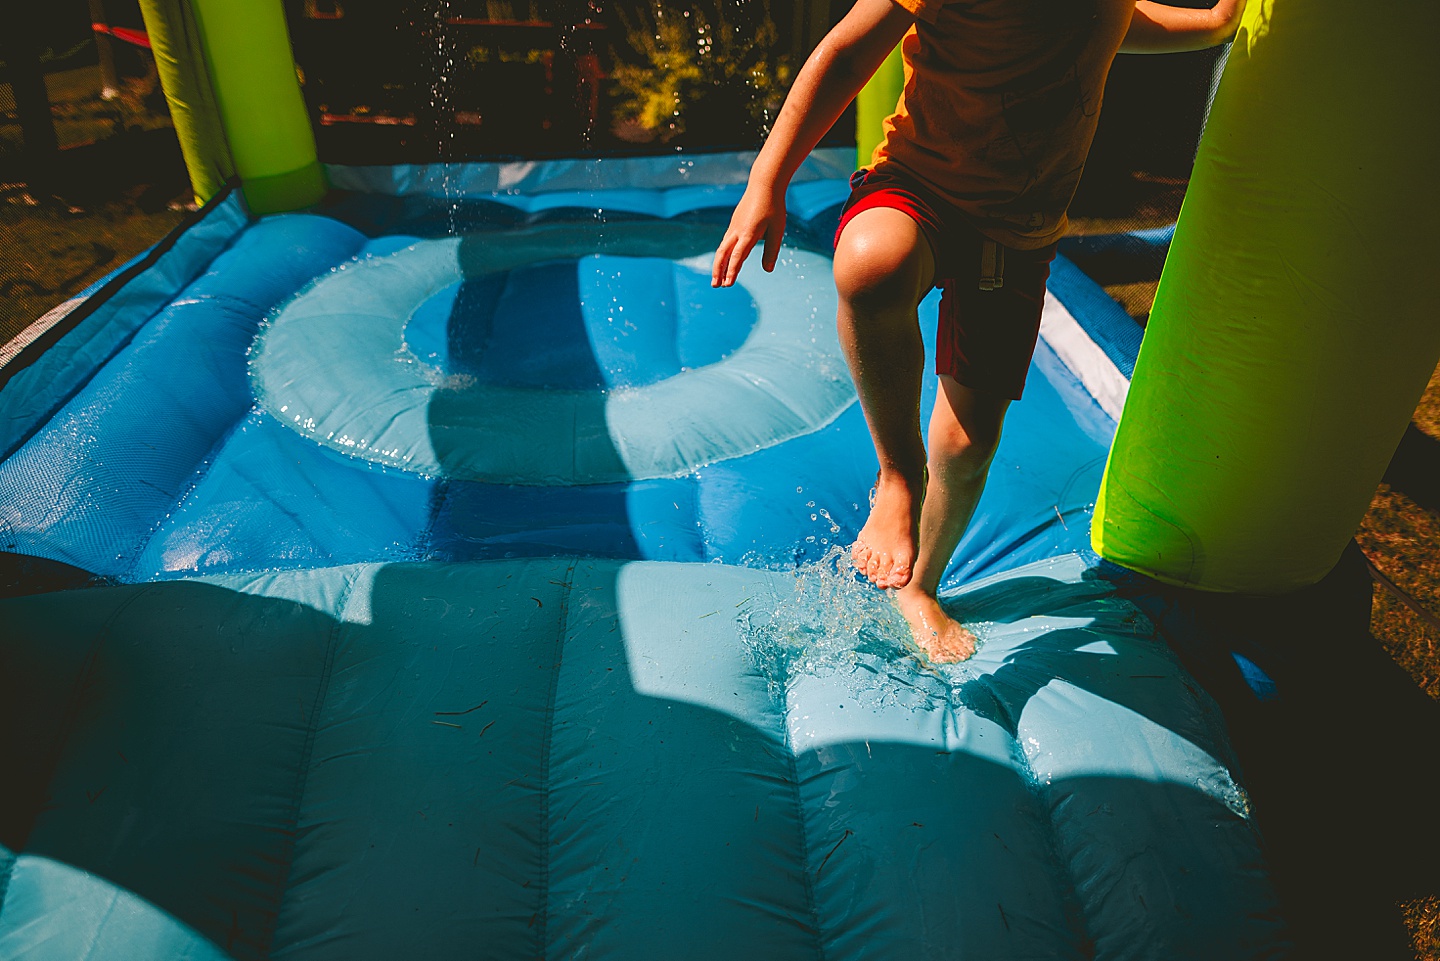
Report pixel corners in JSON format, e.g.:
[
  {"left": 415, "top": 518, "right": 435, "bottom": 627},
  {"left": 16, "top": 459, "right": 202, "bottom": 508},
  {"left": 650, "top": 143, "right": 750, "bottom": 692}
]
[{"left": 2, "top": 0, "right": 1437, "bottom": 957}]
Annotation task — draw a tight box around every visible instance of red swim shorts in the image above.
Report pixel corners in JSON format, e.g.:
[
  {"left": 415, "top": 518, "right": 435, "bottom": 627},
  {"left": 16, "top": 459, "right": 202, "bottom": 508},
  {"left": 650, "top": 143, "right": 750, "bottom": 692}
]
[{"left": 834, "top": 165, "right": 1058, "bottom": 400}]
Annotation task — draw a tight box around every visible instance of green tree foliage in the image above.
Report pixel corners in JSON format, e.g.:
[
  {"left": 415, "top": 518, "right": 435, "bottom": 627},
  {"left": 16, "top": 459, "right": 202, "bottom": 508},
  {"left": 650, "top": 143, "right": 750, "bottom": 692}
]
[{"left": 610, "top": 0, "right": 791, "bottom": 143}]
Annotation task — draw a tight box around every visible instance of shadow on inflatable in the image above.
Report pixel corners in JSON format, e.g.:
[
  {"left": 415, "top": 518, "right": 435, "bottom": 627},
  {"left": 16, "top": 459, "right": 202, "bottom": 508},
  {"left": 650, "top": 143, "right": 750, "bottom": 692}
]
[
  {"left": 1, "top": 174, "right": 1437, "bottom": 960},
  {"left": 4, "top": 558, "right": 1289, "bottom": 960}
]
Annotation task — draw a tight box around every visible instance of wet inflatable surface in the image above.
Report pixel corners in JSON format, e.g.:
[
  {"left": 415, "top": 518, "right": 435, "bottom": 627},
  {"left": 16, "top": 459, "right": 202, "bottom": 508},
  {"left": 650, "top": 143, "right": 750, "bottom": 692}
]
[{"left": 0, "top": 152, "right": 1286, "bottom": 958}]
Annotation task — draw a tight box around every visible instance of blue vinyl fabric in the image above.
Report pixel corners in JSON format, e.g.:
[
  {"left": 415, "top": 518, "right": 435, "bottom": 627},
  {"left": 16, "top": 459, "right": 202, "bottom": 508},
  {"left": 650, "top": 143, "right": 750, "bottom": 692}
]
[{"left": 0, "top": 152, "right": 1287, "bottom": 958}]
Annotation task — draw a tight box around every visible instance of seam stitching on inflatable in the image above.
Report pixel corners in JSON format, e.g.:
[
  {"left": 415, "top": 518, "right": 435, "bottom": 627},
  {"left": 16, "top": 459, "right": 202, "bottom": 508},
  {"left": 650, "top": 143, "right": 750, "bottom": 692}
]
[
  {"left": 0, "top": 584, "right": 148, "bottom": 916},
  {"left": 666, "top": 257, "right": 682, "bottom": 373},
  {"left": 419, "top": 479, "right": 447, "bottom": 558},
  {"left": 995, "top": 681, "right": 1094, "bottom": 950},
  {"left": 260, "top": 568, "right": 358, "bottom": 956},
  {"left": 780, "top": 685, "right": 828, "bottom": 960},
  {"left": 126, "top": 407, "right": 257, "bottom": 580},
  {"left": 17, "top": 586, "right": 150, "bottom": 859},
  {"left": 76, "top": 889, "right": 120, "bottom": 961},
  {"left": 0, "top": 833, "right": 16, "bottom": 913},
  {"left": 535, "top": 558, "right": 577, "bottom": 959}
]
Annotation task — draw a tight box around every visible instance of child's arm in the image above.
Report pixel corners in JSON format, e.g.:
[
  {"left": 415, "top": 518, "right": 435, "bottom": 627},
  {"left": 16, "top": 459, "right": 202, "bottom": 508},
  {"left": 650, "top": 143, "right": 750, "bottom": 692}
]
[
  {"left": 712, "top": 0, "right": 916, "bottom": 288},
  {"left": 1121, "top": 0, "right": 1248, "bottom": 53}
]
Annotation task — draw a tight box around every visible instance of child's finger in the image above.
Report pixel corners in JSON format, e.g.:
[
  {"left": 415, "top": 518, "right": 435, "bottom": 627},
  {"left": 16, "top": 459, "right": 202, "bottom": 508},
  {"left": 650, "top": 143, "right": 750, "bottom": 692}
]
[
  {"left": 725, "top": 235, "right": 758, "bottom": 287},
  {"left": 761, "top": 222, "right": 784, "bottom": 272},
  {"left": 711, "top": 236, "right": 735, "bottom": 286},
  {"left": 714, "top": 234, "right": 747, "bottom": 287}
]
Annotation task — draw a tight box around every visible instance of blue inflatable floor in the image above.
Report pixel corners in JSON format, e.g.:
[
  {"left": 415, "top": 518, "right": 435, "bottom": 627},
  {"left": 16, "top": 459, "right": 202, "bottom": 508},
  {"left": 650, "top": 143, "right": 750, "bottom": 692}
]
[{"left": 0, "top": 150, "right": 1288, "bottom": 959}]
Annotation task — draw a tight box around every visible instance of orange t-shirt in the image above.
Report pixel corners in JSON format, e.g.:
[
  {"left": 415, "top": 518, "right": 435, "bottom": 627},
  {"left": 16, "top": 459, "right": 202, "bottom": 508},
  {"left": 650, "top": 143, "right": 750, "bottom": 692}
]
[{"left": 872, "top": 0, "right": 1135, "bottom": 249}]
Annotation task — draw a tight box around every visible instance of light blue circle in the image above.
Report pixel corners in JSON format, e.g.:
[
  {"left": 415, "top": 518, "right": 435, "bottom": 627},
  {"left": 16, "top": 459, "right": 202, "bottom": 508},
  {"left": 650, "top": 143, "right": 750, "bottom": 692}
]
[
  {"left": 401, "top": 256, "right": 760, "bottom": 391},
  {"left": 252, "top": 224, "right": 853, "bottom": 485}
]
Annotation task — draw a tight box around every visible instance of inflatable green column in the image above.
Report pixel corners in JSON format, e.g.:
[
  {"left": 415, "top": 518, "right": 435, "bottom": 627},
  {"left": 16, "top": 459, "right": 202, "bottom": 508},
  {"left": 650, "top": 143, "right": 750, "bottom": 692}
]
[
  {"left": 189, "top": 0, "right": 326, "bottom": 214},
  {"left": 855, "top": 40, "right": 904, "bottom": 169},
  {"left": 137, "top": 0, "right": 234, "bottom": 204},
  {"left": 1091, "top": 0, "right": 1440, "bottom": 592}
]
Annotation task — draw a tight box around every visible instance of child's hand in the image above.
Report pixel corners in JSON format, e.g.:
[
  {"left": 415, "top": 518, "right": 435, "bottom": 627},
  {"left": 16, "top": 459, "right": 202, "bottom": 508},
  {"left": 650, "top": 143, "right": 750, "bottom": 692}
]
[{"left": 712, "top": 185, "right": 787, "bottom": 287}]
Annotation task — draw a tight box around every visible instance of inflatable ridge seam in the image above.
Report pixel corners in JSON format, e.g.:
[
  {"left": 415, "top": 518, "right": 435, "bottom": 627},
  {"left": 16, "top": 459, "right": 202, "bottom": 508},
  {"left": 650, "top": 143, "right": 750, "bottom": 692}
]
[
  {"left": 0, "top": 846, "right": 13, "bottom": 920},
  {"left": 535, "top": 558, "right": 579, "bottom": 954},
  {"left": 780, "top": 686, "right": 832, "bottom": 959},
  {"left": 259, "top": 567, "right": 359, "bottom": 957}
]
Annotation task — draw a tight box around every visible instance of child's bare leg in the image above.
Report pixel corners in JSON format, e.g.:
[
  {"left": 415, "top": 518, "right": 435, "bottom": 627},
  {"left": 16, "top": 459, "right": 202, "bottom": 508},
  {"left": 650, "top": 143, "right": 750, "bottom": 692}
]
[
  {"left": 833, "top": 206, "right": 936, "bottom": 590},
  {"left": 897, "top": 375, "right": 1008, "bottom": 662}
]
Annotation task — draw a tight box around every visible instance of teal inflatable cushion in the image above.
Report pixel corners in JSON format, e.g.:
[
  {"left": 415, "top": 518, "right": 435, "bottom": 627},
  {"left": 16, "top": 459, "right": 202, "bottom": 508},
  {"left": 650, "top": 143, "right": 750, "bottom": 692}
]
[{"left": 0, "top": 556, "right": 1283, "bottom": 960}]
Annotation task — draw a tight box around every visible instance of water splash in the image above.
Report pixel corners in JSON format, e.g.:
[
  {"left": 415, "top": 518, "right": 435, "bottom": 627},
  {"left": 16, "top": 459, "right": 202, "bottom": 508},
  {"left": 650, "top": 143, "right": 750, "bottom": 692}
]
[
  {"left": 739, "top": 546, "right": 984, "bottom": 713},
  {"left": 420, "top": 0, "right": 461, "bottom": 235},
  {"left": 1195, "top": 768, "right": 1255, "bottom": 821}
]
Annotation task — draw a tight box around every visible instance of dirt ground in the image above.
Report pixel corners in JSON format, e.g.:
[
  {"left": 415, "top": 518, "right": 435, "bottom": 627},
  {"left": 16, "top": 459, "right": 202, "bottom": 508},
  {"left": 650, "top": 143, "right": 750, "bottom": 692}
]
[
  {"left": 1361, "top": 367, "right": 1440, "bottom": 957},
  {"left": 1, "top": 64, "right": 189, "bottom": 343}
]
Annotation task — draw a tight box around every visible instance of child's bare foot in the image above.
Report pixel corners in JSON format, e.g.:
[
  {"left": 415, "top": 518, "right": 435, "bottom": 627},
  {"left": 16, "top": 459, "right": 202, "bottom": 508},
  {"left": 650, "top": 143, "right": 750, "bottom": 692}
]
[
  {"left": 895, "top": 586, "right": 976, "bottom": 663},
  {"left": 851, "top": 469, "right": 924, "bottom": 589}
]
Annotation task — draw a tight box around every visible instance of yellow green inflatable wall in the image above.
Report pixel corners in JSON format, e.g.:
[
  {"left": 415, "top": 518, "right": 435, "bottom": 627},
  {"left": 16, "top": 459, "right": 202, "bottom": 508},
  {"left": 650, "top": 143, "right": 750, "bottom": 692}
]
[
  {"left": 855, "top": 40, "right": 905, "bottom": 169},
  {"left": 1092, "top": 0, "right": 1440, "bottom": 592},
  {"left": 137, "top": 0, "right": 233, "bottom": 204},
  {"left": 139, "top": 0, "right": 324, "bottom": 214}
]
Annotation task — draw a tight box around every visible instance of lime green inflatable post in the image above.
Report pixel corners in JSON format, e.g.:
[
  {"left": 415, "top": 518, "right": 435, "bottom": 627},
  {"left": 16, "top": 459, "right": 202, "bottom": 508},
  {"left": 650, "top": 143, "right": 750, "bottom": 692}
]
[
  {"left": 855, "top": 40, "right": 905, "bottom": 169},
  {"left": 189, "top": 0, "right": 327, "bottom": 214},
  {"left": 137, "top": 0, "right": 234, "bottom": 204},
  {"left": 1091, "top": 0, "right": 1440, "bottom": 593}
]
